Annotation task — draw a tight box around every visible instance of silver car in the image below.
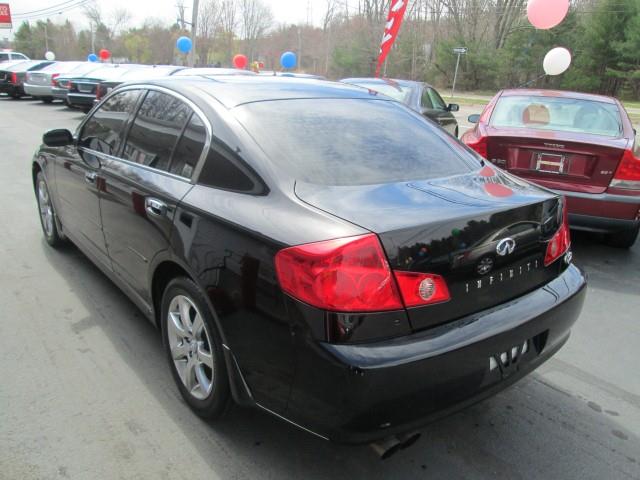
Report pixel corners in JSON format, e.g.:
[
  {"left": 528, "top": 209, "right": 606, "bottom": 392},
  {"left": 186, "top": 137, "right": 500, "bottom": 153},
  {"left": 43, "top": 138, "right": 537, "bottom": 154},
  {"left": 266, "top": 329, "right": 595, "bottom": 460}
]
[{"left": 24, "top": 62, "right": 100, "bottom": 103}]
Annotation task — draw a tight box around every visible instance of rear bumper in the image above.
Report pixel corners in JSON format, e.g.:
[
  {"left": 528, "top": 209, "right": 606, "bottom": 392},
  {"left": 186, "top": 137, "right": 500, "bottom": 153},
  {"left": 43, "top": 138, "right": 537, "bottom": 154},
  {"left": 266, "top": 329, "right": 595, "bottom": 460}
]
[
  {"left": 0, "top": 83, "right": 19, "bottom": 95},
  {"left": 51, "top": 87, "right": 69, "bottom": 100},
  {"left": 553, "top": 188, "right": 640, "bottom": 233},
  {"left": 286, "top": 263, "right": 586, "bottom": 443},
  {"left": 67, "top": 93, "right": 96, "bottom": 106},
  {"left": 23, "top": 83, "right": 53, "bottom": 97}
]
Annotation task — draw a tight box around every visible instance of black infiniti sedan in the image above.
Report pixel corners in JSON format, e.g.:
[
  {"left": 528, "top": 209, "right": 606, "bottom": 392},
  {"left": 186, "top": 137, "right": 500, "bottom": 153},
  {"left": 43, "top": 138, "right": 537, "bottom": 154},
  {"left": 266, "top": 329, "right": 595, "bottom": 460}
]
[
  {"left": 341, "top": 77, "right": 460, "bottom": 137},
  {"left": 32, "top": 76, "right": 585, "bottom": 454}
]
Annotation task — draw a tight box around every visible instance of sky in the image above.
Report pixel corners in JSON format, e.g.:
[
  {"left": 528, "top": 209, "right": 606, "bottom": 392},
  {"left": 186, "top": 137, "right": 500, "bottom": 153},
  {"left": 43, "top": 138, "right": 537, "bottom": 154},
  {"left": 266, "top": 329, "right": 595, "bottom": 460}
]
[{"left": 3, "top": 0, "right": 329, "bottom": 39}]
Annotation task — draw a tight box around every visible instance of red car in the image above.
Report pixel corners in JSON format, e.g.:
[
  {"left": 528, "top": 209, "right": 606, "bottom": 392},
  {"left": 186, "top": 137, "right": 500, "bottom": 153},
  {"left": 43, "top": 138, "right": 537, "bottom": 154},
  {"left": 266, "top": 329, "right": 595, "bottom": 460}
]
[{"left": 462, "top": 89, "right": 640, "bottom": 248}]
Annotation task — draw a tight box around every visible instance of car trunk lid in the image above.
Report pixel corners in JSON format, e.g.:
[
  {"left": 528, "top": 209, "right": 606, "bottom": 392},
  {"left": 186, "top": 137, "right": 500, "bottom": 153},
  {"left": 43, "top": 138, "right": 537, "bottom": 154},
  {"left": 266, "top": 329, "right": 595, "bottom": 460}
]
[
  {"left": 295, "top": 167, "right": 568, "bottom": 332},
  {"left": 27, "top": 71, "right": 49, "bottom": 85},
  {"left": 485, "top": 127, "right": 629, "bottom": 194}
]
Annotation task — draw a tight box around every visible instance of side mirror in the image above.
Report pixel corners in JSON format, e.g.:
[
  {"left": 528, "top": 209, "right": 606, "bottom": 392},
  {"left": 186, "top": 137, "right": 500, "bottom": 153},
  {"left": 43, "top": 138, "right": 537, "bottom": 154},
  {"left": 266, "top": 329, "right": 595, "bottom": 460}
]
[
  {"left": 448, "top": 103, "right": 460, "bottom": 112},
  {"left": 43, "top": 129, "right": 74, "bottom": 147},
  {"left": 468, "top": 114, "right": 480, "bottom": 124}
]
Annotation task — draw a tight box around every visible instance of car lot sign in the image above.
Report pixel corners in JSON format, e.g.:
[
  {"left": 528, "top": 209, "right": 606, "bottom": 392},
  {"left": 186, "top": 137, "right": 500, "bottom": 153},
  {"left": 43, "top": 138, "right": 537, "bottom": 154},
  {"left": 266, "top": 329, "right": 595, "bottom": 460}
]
[
  {"left": 0, "top": 3, "right": 11, "bottom": 29},
  {"left": 453, "top": 47, "right": 468, "bottom": 54}
]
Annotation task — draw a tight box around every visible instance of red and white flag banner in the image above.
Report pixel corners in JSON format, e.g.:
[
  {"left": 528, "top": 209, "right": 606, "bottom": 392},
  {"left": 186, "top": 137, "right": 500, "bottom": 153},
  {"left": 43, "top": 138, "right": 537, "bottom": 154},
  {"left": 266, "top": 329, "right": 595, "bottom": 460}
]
[{"left": 375, "top": 0, "right": 408, "bottom": 77}]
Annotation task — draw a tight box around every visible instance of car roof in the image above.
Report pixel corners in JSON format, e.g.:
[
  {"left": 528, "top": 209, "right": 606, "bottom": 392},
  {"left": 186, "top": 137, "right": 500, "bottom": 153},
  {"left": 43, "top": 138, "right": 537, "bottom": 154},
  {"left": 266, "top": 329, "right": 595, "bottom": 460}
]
[
  {"left": 341, "top": 77, "right": 426, "bottom": 89},
  {"left": 499, "top": 89, "right": 618, "bottom": 105},
  {"left": 173, "top": 67, "right": 256, "bottom": 76},
  {"left": 131, "top": 75, "right": 384, "bottom": 108},
  {"left": 4, "top": 60, "right": 52, "bottom": 72}
]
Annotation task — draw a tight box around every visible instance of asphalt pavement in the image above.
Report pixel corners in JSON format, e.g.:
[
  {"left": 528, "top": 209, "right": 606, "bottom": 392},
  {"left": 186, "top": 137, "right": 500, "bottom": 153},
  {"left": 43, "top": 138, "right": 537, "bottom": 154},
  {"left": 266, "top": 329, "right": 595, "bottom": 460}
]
[{"left": 1, "top": 96, "right": 639, "bottom": 480}]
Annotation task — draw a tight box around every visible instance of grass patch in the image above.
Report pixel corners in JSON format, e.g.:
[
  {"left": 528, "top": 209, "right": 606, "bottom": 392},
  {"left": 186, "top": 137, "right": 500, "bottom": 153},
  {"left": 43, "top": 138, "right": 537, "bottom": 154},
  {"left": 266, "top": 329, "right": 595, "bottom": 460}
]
[{"left": 449, "top": 96, "right": 490, "bottom": 106}]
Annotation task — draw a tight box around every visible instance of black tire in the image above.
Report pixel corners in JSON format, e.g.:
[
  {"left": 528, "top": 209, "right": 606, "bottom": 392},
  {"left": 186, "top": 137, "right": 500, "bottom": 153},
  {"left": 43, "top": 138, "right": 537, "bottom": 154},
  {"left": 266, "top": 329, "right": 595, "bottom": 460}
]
[
  {"left": 35, "top": 171, "right": 65, "bottom": 247},
  {"left": 455, "top": 126, "right": 459, "bottom": 138},
  {"left": 605, "top": 225, "right": 639, "bottom": 249},
  {"left": 41, "top": 97, "right": 54, "bottom": 104},
  {"left": 161, "top": 277, "right": 231, "bottom": 419}
]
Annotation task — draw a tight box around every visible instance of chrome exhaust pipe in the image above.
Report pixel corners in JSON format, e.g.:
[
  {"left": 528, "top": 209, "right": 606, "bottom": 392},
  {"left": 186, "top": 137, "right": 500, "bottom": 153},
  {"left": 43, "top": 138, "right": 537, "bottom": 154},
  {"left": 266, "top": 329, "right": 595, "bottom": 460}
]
[
  {"left": 370, "top": 431, "right": 421, "bottom": 459},
  {"left": 370, "top": 436, "right": 403, "bottom": 460}
]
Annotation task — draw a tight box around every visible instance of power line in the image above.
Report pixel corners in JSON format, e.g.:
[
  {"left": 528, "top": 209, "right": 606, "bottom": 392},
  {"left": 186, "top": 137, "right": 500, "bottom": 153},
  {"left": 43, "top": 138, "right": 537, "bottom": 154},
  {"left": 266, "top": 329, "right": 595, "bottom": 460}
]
[
  {"left": 13, "top": 0, "right": 94, "bottom": 20},
  {"left": 13, "top": 0, "right": 82, "bottom": 17}
]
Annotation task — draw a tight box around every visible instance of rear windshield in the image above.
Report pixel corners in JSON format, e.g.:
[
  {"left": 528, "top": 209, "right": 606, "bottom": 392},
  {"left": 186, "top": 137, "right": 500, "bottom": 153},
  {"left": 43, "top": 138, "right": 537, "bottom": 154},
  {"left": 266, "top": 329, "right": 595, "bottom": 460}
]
[
  {"left": 347, "top": 81, "right": 413, "bottom": 103},
  {"left": 236, "top": 98, "right": 472, "bottom": 186},
  {"left": 491, "top": 95, "right": 622, "bottom": 137}
]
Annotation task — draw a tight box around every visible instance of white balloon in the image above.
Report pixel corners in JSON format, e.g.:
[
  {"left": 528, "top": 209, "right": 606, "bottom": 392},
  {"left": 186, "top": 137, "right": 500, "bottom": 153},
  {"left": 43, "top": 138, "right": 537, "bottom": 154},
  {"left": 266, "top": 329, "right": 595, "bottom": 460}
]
[
  {"left": 45, "top": 51, "right": 56, "bottom": 61},
  {"left": 543, "top": 47, "right": 571, "bottom": 76}
]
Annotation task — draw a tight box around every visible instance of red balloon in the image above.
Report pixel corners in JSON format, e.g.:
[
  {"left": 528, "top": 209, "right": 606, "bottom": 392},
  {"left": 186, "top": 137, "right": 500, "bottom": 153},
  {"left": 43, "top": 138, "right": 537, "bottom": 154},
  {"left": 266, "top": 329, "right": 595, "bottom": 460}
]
[
  {"left": 99, "top": 49, "right": 111, "bottom": 60},
  {"left": 233, "top": 54, "right": 248, "bottom": 69}
]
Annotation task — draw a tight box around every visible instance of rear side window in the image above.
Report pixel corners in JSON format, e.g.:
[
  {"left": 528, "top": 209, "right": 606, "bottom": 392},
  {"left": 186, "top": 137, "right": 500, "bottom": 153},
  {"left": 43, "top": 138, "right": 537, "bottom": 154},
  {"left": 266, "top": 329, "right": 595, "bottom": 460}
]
[
  {"left": 491, "top": 95, "right": 622, "bottom": 137},
  {"left": 123, "top": 91, "right": 192, "bottom": 171},
  {"left": 80, "top": 89, "right": 141, "bottom": 156},
  {"left": 0, "top": 53, "right": 8, "bottom": 61},
  {"left": 236, "top": 98, "right": 472, "bottom": 186},
  {"left": 169, "top": 113, "right": 206, "bottom": 178},
  {"left": 197, "top": 141, "right": 263, "bottom": 193}
]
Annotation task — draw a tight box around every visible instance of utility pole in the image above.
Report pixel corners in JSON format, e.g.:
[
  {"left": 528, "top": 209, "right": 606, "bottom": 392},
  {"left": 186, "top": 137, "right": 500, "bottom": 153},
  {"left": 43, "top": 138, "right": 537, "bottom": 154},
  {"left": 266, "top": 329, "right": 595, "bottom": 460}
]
[
  {"left": 188, "top": 0, "right": 199, "bottom": 67},
  {"left": 297, "top": 27, "right": 302, "bottom": 71}
]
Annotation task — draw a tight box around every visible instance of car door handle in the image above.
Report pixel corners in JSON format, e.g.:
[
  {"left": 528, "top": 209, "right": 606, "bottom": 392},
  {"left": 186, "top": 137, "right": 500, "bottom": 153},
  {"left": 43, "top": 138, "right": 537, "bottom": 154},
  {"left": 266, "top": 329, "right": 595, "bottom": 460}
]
[
  {"left": 85, "top": 171, "right": 97, "bottom": 184},
  {"left": 145, "top": 198, "right": 167, "bottom": 217}
]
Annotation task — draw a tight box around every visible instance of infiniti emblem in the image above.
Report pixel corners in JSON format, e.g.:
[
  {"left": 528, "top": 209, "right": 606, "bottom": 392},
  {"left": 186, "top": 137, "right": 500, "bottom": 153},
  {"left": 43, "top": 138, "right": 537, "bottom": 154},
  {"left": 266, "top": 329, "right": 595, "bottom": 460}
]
[{"left": 496, "top": 238, "right": 516, "bottom": 256}]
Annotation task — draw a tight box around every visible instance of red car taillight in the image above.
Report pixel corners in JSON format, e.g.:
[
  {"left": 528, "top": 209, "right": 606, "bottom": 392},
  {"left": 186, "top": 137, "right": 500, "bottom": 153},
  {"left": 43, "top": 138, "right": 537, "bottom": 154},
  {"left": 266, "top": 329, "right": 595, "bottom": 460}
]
[
  {"left": 465, "top": 135, "right": 488, "bottom": 159},
  {"left": 10, "top": 72, "right": 17, "bottom": 84},
  {"left": 51, "top": 73, "right": 60, "bottom": 86},
  {"left": 610, "top": 148, "right": 640, "bottom": 190},
  {"left": 275, "top": 233, "right": 450, "bottom": 313},
  {"left": 544, "top": 200, "right": 571, "bottom": 266}
]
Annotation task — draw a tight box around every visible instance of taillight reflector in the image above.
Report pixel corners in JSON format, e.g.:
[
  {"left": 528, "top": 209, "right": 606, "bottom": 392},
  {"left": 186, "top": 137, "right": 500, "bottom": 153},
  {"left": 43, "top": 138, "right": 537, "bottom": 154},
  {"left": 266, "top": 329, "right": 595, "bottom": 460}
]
[
  {"left": 610, "top": 149, "right": 640, "bottom": 189},
  {"left": 544, "top": 200, "right": 571, "bottom": 266},
  {"left": 275, "top": 233, "right": 450, "bottom": 313},
  {"left": 10, "top": 72, "right": 17, "bottom": 84},
  {"left": 51, "top": 73, "right": 60, "bottom": 86}
]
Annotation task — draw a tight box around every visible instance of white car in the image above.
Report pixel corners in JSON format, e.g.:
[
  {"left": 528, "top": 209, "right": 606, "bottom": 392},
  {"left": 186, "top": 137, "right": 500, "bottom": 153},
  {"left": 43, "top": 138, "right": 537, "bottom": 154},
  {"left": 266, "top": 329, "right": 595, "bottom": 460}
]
[{"left": 0, "top": 51, "right": 30, "bottom": 62}]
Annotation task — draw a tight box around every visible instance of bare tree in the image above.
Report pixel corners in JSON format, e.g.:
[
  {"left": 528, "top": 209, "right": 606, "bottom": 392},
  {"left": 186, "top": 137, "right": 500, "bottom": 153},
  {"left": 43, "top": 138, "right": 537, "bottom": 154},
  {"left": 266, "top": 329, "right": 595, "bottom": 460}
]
[
  {"left": 110, "top": 8, "right": 132, "bottom": 36},
  {"left": 220, "top": 0, "right": 238, "bottom": 62},
  {"left": 199, "top": 0, "right": 222, "bottom": 63},
  {"left": 239, "top": 0, "right": 273, "bottom": 61}
]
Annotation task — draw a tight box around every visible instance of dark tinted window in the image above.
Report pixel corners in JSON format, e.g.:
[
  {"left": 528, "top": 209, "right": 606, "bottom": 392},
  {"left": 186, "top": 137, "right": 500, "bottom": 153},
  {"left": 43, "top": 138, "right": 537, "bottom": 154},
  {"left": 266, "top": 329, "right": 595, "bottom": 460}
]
[
  {"left": 80, "top": 89, "right": 141, "bottom": 155},
  {"left": 169, "top": 113, "right": 206, "bottom": 178},
  {"left": 123, "top": 91, "right": 192, "bottom": 171},
  {"left": 198, "top": 141, "right": 262, "bottom": 193},
  {"left": 0, "top": 53, "right": 8, "bottom": 61},
  {"left": 237, "top": 99, "right": 472, "bottom": 186},
  {"left": 420, "top": 88, "right": 434, "bottom": 109}
]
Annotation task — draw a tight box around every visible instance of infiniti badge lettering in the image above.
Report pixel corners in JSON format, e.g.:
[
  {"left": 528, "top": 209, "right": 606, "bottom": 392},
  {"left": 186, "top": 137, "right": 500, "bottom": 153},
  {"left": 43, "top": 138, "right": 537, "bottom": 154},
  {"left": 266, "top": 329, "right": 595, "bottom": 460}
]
[{"left": 496, "top": 237, "right": 516, "bottom": 256}]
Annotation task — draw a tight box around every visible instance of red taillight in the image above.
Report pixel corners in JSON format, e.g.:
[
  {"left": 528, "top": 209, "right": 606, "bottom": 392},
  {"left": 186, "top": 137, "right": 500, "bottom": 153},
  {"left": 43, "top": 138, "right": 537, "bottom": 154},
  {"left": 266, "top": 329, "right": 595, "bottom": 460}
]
[
  {"left": 544, "top": 200, "right": 571, "bottom": 266},
  {"left": 466, "top": 135, "right": 488, "bottom": 159},
  {"left": 275, "top": 233, "right": 450, "bottom": 312},
  {"left": 10, "top": 72, "right": 17, "bottom": 84},
  {"left": 51, "top": 73, "right": 59, "bottom": 86},
  {"left": 610, "top": 149, "right": 640, "bottom": 189}
]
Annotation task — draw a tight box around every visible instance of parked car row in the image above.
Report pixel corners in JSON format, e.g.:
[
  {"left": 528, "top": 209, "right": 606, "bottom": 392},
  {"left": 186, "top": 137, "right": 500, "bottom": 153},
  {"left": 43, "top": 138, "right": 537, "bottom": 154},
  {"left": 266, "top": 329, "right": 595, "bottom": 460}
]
[{"left": 7, "top": 59, "right": 638, "bottom": 248}]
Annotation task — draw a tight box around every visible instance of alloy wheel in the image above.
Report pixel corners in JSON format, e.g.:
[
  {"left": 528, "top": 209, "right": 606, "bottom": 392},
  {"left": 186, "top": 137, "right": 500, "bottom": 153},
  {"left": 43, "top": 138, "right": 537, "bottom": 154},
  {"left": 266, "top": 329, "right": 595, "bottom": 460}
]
[
  {"left": 167, "top": 295, "right": 215, "bottom": 400},
  {"left": 38, "top": 179, "right": 54, "bottom": 238}
]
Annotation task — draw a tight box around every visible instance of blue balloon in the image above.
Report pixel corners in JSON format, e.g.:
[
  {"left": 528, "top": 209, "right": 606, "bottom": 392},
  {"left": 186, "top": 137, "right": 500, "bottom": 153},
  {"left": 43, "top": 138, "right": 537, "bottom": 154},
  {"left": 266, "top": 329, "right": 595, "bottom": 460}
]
[
  {"left": 280, "top": 51, "right": 297, "bottom": 69},
  {"left": 87, "top": 53, "right": 98, "bottom": 62},
  {"left": 176, "top": 36, "right": 193, "bottom": 54}
]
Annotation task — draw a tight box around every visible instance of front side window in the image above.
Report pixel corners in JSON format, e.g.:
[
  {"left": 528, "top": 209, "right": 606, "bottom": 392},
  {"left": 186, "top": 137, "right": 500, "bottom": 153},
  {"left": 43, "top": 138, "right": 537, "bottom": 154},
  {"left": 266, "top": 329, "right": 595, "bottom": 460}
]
[
  {"left": 123, "top": 91, "right": 191, "bottom": 171},
  {"left": 236, "top": 98, "right": 473, "bottom": 186},
  {"left": 426, "top": 88, "right": 447, "bottom": 110},
  {"left": 421, "top": 88, "right": 434, "bottom": 109},
  {"left": 490, "top": 95, "right": 622, "bottom": 137},
  {"left": 80, "top": 89, "right": 141, "bottom": 156},
  {"left": 0, "top": 53, "right": 8, "bottom": 61}
]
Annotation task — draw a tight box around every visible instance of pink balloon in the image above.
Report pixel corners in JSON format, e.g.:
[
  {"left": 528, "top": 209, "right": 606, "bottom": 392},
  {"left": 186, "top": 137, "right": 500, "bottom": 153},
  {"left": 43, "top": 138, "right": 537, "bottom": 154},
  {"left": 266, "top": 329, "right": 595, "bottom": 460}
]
[{"left": 527, "top": 0, "right": 569, "bottom": 30}]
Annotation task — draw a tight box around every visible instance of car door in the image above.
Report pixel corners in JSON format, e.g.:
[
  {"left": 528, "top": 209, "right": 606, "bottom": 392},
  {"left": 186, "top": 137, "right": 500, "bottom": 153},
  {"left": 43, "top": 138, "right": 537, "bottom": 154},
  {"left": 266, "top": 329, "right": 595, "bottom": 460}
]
[
  {"left": 54, "top": 89, "right": 141, "bottom": 270},
  {"left": 98, "top": 88, "right": 195, "bottom": 305},
  {"left": 421, "top": 86, "right": 457, "bottom": 136}
]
